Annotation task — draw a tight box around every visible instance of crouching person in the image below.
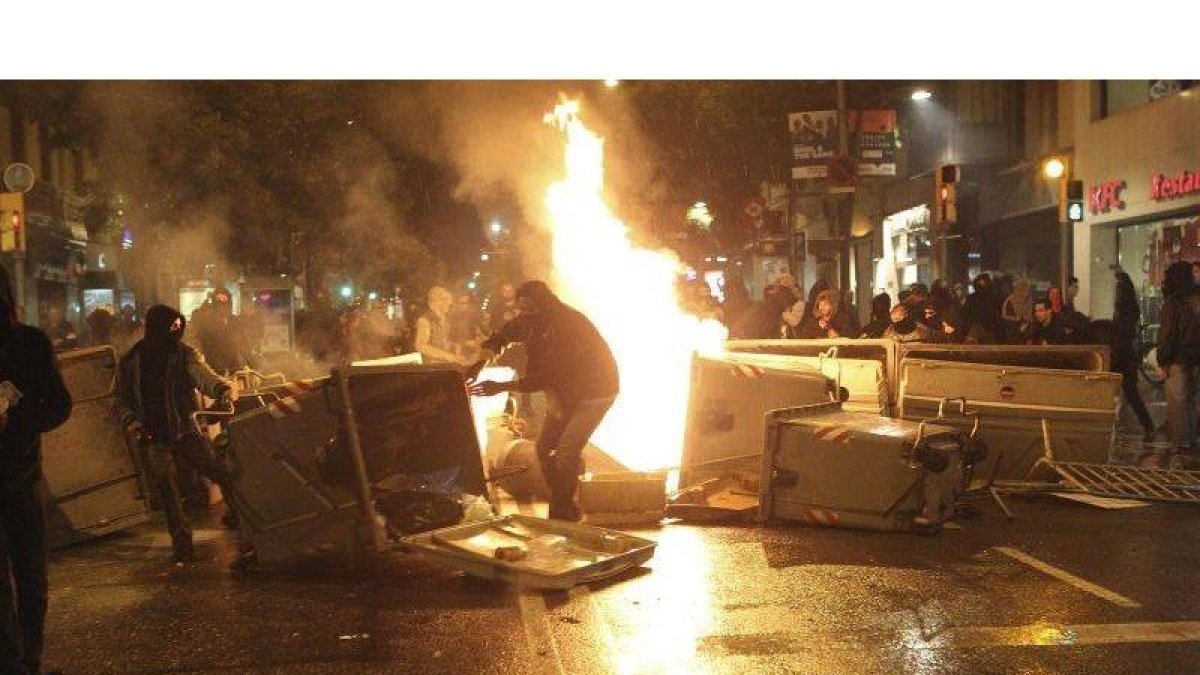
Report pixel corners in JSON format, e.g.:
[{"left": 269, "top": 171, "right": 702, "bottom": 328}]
[{"left": 113, "top": 305, "right": 240, "bottom": 563}]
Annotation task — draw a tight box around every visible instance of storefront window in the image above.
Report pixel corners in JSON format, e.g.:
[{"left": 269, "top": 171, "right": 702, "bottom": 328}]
[
  {"left": 877, "top": 205, "right": 932, "bottom": 300},
  {"left": 1117, "top": 214, "right": 1200, "bottom": 328}
]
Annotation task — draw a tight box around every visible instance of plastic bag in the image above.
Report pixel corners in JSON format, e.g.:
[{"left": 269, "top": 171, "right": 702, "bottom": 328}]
[{"left": 459, "top": 494, "right": 495, "bottom": 525}]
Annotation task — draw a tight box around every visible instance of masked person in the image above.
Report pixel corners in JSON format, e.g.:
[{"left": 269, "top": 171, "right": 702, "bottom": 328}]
[
  {"left": 465, "top": 281, "right": 619, "bottom": 521},
  {"left": 113, "top": 305, "right": 240, "bottom": 563},
  {"left": 883, "top": 303, "right": 935, "bottom": 343},
  {"left": 0, "top": 267, "right": 71, "bottom": 675},
  {"left": 1157, "top": 261, "right": 1200, "bottom": 456}
]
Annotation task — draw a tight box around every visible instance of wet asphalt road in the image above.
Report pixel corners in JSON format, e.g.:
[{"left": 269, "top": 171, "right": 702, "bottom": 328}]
[
  {"left": 42, "top": 488, "right": 1200, "bottom": 675},
  {"left": 41, "top": 385, "right": 1200, "bottom": 674}
]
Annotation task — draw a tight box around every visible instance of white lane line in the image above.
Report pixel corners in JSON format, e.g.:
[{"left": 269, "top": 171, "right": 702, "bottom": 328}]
[
  {"left": 518, "top": 591, "right": 567, "bottom": 675},
  {"left": 508, "top": 497, "right": 565, "bottom": 675},
  {"left": 932, "top": 621, "right": 1200, "bottom": 648},
  {"left": 994, "top": 546, "right": 1141, "bottom": 608}
]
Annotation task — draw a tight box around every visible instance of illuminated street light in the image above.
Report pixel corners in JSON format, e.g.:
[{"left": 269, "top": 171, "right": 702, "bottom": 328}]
[
  {"left": 368, "top": 291, "right": 378, "bottom": 300},
  {"left": 340, "top": 285, "right": 352, "bottom": 299},
  {"left": 490, "top": 220, "right": 503, "bottom": 234},
  {"left": 467, "top": 281, "right": 477, "bottom": 290},
  {"left": 481, "top": 253, "right": 490, "bottom": 262},
  {"left": 1043, "top": 157, "right": 1067, "bottom": 180},
  {"left": 911, "top": 89, "right": 933, "bottom": 101}
]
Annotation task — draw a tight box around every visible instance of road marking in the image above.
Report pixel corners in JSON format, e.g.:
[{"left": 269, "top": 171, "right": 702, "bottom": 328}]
[
  {"left": 931, "top": 621, "right": 1200, "bottom": 648},
  {"left": 517, "top": 590, "right": 566, "bottom": 675},
  {"left": 994, "top": 546, "right": 1141, "bottom": 608}
]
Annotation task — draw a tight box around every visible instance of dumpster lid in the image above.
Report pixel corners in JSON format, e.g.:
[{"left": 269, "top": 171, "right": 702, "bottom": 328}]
[
  {"left": 401, "top": 514, "right": 657, "bottom": 590},
  {"left": 781, "top": 410, "right": 954, "bottom": 440}
]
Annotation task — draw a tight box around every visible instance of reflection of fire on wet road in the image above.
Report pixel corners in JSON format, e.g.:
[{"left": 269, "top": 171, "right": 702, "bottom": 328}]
[{"left": 542, "top": 100, "right": 727, "bottom": 473}]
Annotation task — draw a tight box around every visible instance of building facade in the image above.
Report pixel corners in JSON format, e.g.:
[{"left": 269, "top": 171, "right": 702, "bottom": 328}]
[{"left": 1066, "top": 81, "right": 1200, "bottom": 325}]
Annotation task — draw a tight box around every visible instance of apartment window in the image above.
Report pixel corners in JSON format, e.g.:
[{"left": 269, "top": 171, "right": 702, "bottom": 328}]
[{"left": 1101, "top": 80, "right": 1195, "bottom": 118}]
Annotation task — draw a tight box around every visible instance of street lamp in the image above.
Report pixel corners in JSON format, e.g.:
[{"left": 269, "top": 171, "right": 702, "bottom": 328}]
[
  {"left": 1042, "top": 156, "right": 1072, "bottom": 294},
  {"left": 481, "top": 253, "right": 490, "bottom": 262},
  {"left": 490, "top": 220, "right": 503, "bottom": 235},
  {"left": 340, "top": 285, "right": 353, "bottom": 299},
  {"left": 911, "top": 89, "right": 933, "bottom": 101},
  {"left": 1042, "top": 157, "right": 1066, "bottom": 180}
]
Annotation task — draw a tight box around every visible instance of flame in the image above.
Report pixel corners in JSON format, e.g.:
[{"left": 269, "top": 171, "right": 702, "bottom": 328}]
[{"left": 541, "top": 100, "right": 727, "bottom": 472}]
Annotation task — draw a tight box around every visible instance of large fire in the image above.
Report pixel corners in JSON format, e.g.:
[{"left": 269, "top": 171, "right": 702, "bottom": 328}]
[{"left": 542, "top": 100, "right": 727, "bottom": 472}]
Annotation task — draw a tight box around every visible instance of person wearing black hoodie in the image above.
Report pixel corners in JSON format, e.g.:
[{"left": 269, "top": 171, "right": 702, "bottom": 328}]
[
  {"left": 466, "top": 281, "right": 619, "bottom": 521},
  {"left": 113, "top": 305, "right": 239, "bottom": 563},
  {"left": 0, "top": 266, "right": 71, "bottom": 675},
  {"left": 1111, "top": 269, "right": 1156, "bottom": 441},
  {"left": 859, "top": 293, "right": 893, "bottom": 339},
  {"left": 1157, "top": 261, "right": 1200, "bottom": 455}
]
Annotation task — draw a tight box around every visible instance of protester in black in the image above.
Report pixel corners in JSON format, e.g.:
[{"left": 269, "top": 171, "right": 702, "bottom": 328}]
[
  {"left": 113, "top": 305, "right": 240, "bottom": 563},
  {"left": 466, "top": 281, "right": 619, "bottom": 521},
  {"left": 1157, "top": 261, "right": 1200, "bottom": 454},
  {"left": 1111, "top": 270, "right": 1156, "bottom": 441},
  {"left": 0, "top": 266, "right": 72, "bottom": 675},
  {"left": 859, "top": 293, "right": 893, "bottom": 339}
]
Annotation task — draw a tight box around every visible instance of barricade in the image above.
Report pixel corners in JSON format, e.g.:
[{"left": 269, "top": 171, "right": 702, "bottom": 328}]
[
  {"left": 898, "top": 357, "right": 1121, "bottom": 481},
  {"left": 724, "top": 349, "right": 889, "bottom": 415},
  {"left": 680, "top": 353, "right": 833, "bottom": 489},
  {"left": 42, "top": 346, "right": 149, "bottom": 548},
  {"left": 222, "top": 361, "right": 490, "bottom": 564},
  {"left": 758, "top": 402, "right": 969, "bottom": 532}
]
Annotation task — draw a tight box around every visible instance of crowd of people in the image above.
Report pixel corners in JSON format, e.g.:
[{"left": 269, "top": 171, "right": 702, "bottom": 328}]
[{"left": 707, "top": 263, "right": 1200, "bottom": 455}]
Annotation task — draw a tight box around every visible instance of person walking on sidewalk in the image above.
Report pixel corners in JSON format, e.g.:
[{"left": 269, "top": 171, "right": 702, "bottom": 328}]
[
  {"left": 1111, "top": 268, "right": 1157, "bottom": 442},
  {"left": 113, "top": 305, "right": 241, "bottom": 563},
  {"left": 465, "top": 281, "right": 619, "bottom": 521},
  {"left": 0, "top": 266, "right": 72, "bottom": 675},
  {"left": 1156, "top": 261, "right": 1200, "bottom": 457}
]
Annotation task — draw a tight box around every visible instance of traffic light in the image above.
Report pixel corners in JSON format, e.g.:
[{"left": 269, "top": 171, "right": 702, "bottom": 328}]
[
  {"left": 935, "top": 164, "right": 959, "bottom": 225},
  {"left": 1066, "top": 179, "right": 1084, "bottom": 223},
  {"left": 0, "top": 192, "right": 25, "bottom": 253}
]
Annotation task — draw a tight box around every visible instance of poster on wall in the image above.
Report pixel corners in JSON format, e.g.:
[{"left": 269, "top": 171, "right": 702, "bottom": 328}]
[
  {"left": 850, "top": 109, "right": 897, "bottom": 176},
  {"left": 789, "top": 110, "right": 838, "bottom": 179}
]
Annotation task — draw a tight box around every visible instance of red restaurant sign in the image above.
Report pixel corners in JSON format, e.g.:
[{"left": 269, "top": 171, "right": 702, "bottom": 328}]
[
  {"left": 1151, "top": 170, "right": 1200, "bottom": 201},
  {"left": 1089, "top": 180, "right": 1126, "bottom": 214}
]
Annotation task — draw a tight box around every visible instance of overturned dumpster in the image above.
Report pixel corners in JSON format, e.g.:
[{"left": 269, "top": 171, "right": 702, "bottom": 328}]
[
  {"left": 759, "top": 402, "right": 975, "bottom": 532},
  {"left": 43, "top": 346, "right": 149, "bottom": 549},
  {"left": 221, "top": 359, "right": 655, "bottom": 588},
  {"left": 895, "top": 344, "right": 1120, "bottom": 481}
]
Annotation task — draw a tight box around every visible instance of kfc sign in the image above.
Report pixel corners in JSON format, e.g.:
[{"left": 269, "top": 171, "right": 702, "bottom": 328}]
[
  {"left": 1151, "top": 170, "right": 1200, "bottom": 201},
  {"left": 1089, "top": 180, "right": 1126, "bottom": 214}
]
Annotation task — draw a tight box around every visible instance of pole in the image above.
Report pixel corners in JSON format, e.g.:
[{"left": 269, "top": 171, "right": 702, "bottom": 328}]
[
  {"left": 1058, "top": 170, "right": 1070, "bottom": 294},
  {"left": 13, "top": 253, "right": 24, "bottom": 322},
  {"left": 835, "top": 81, "right": 852, "bottom": 296}
]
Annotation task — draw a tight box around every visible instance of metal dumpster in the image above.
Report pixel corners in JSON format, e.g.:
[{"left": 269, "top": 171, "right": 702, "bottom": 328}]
[
  {"left": 724, "top": 350, "right": 889, "bottom": 415},
  {"left": 897, "top": 343, "right": 1110, "bottom": 374},
  {"left": 680, "top": 354, "right": 833, "bottom": 488},
  {"left": 759, "top": 402, "right": 969, "bottom": 532},
  {"left": 727, "top": 338, "right": 896, "bottom": 412},
  {"left": 222, "top": 361, "right": 491, "bottom": 564},
  {"left": 898, "top": 358, "right": 1121, "bottom": 481},
  {"left": 42, "top": 346, "right": 149, "bottom": 549}
]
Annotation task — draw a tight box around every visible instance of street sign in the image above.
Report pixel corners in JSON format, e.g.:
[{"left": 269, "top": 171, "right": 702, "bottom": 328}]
[{"left": 3, "top": 164, "right": 35, "bottom": 193}]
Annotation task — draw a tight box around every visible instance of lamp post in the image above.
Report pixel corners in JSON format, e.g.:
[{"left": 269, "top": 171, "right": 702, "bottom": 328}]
[{"left": 1043, "top": 156, "right": 1071, "bottom": 294}]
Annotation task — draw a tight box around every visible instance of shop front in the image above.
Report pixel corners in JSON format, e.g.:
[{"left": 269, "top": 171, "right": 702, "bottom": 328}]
[
  {"left": 1084, "top": 170, "right": 1200, "bottom": 327},
  {"left": 874, "top": 204, "right": 932, "bottom": 302}
]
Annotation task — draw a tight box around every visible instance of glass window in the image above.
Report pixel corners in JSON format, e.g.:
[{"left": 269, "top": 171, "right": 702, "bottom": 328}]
[
  {"left": 1102, "top": 80, "right": 1195, "bottom": 118},
  {"left": 1116, "top": 214, "right": 1200, "bottom": 328}
]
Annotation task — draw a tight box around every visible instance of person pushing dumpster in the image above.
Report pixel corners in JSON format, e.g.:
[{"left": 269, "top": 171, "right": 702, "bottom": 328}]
[
  {"left": 466, "top": 281, "right": 619, "bottom": 521},
  {"left": 113, "top": 305, "right": 241, "bottom": 564}
]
